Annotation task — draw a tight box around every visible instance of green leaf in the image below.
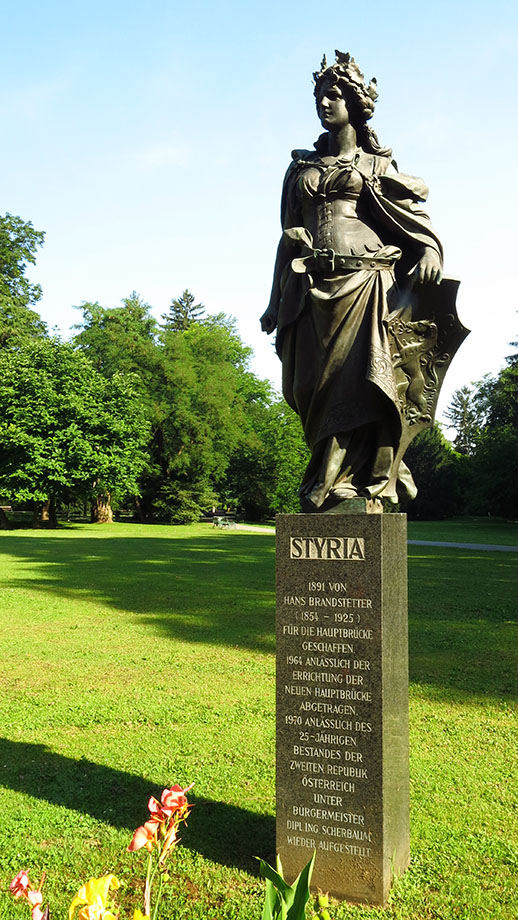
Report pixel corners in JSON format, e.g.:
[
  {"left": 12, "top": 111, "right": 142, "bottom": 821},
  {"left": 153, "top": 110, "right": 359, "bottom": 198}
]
[
  {"left": 257, "top": 853, "right": 316, "bottom": 920},
  {"left": 287, "top": 851, "right": 316, "bottom": 920},
  {"left": 257, "top": 857, "right": 292, "bottom": 897},
  {"left": 261, "top": 877, "right": 285, "bottom": 920}
]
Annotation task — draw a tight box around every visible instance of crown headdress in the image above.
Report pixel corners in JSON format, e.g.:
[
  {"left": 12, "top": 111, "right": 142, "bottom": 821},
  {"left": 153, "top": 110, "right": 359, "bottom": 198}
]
[{"left": 313, "top": 50, "right": 378, "bottom": 120}]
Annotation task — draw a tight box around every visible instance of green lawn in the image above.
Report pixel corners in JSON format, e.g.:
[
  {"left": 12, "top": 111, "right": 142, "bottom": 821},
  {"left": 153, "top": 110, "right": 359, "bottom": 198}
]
[
  {"left": 0, "top": 522, "right": 517, "bottom": 920},
  {"left": 407, "top": 516, "right": 518, "bottom": 546}
]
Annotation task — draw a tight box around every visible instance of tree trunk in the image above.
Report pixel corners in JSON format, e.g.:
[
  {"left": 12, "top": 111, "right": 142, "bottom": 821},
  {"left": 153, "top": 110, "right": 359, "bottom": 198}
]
[
  {"left": 91, "top": 496, "right": 113, "bottom": 523},
  {"left": 0, "top": 508, "right": 10, "bottom": 529},
  {"left": 49, "top": 497, "right": 58, "bottom": 527},
  {"left": 39, "top": 497, "right": 58, "bottom": 527}
]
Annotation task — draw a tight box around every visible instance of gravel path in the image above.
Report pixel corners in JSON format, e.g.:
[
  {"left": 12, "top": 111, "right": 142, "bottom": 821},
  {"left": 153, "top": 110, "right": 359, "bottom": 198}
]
[{"left": 407, "top": 539, "right": 518, "bottom": 552}]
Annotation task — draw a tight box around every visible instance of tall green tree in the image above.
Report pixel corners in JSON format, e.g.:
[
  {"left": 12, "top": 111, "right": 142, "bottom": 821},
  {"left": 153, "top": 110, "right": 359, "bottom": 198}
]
[
  {"left": 269, "top": 401, "right": 311, "bottom": 515},
  {"left": 467, "top": 343, "right": 518, "bottom": 517},
  {"left": 444, "top": 385, "right": 483, "bottom": 455},
  {"left": 218, "top": 376, "right": 278, "bottom": 520},
  {"left": 160, "top": 289, "right": 205, "bottom": 332},
  {"left": 0, "top": 213, "right": 47, "bottom": 347},
  {"left": 404, "top": 424, "right": 466, "bottom": 519},
  {"left": 73, "top": 292, "right": 158, "bottom": 383},
  {"left": 0, "top": 338, "right": 151, "bottom": 525},
  {"left": 154, "top": 313, "right": 256, "bottom": 522}
]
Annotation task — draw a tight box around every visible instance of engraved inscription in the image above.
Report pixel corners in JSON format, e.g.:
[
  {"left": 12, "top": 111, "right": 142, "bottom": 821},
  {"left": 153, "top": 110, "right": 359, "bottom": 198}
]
[
  {"left": 290, "top": 537, "right": 365, "bottom": 560},
  {"left": 278, "top": 561, "right": 380, "bottom": 871}
]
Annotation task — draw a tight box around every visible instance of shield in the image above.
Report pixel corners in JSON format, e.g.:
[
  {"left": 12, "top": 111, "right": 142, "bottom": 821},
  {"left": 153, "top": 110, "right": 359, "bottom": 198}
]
[{"left": 385, "top": 277, "right": 470, "bottom": 495}]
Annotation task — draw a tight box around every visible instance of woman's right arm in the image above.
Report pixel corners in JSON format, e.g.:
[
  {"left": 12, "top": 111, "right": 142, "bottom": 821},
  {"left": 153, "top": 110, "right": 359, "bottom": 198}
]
[
  {"left": 260, "top": 159, "right": 305, "bottom": 334},
  {"left": 260, "top": 234, "right": 292, "bottom": 333}
]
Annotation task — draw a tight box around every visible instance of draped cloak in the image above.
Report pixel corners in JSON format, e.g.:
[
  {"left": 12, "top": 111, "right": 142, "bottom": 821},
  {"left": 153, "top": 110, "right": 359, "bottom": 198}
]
[{"left": 266, "top": 148, "right": 444, "bottom": 508}]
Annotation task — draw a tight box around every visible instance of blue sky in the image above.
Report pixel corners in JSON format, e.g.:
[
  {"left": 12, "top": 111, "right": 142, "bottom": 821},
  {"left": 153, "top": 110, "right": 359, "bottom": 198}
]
[{"left": 2, "top": 0, "right": 517, "bottom": 425}]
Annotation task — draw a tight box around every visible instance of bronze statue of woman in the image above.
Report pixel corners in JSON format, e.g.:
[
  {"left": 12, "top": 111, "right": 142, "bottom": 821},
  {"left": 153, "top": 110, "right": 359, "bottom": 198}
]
[{"left": 261, "top": 51, "right": 464, "bottom": 513}]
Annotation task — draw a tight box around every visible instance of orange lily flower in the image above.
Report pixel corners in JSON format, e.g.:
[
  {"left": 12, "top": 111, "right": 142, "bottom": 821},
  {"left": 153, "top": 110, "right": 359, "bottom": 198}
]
[
  {"left": 160, "top": 783, "right": 194, "bottom": 818},
  {"left": 9, "top": 870, "right": 47, "bottom": 920},
  {"left": 10, "top": 871, "right": 31, "bottom": 899},
  {"left": 146, "top": 796, "right": 168, "bottom": 823},
  {"left": 128, "top": 818, "right": 159, "bottom": 852}
]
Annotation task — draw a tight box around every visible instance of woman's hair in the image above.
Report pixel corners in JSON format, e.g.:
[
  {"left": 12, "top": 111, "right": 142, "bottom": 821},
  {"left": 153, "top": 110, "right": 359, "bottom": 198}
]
[{"left": 313, "top": 51, "right": 392, "bottom": 158}]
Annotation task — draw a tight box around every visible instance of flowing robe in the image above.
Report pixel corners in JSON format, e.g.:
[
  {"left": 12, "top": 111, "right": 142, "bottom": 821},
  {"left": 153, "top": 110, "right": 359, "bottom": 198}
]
[{"left": 265, "top": 147, "right": 443, "bottom": 509}]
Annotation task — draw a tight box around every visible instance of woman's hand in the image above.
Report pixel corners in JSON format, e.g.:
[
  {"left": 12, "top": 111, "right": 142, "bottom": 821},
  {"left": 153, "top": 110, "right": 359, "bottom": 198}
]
[
  {"left": 260, "top": 310, "right": 277, "bottom": 334},
  {"left": 408, "top": 249, "right": 442, "bottom": 286}
]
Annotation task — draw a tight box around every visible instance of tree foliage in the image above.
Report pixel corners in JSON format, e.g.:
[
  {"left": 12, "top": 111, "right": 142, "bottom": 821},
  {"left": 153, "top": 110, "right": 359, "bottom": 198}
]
[
  {"left": 160, "top": 289, "right": 205, "bottom": 332},
  {"left": 73, "top": 293, "right": 158, "bottom": 385},
  {"left": 404, "top": 425, "right": 467, "bottom": 519},
  {"left": 219, "top": 376, "right": 278, "bottom": 520},
  {"left": 152, "top": 313, "right": 258, "bottom": 522},
  {"left": 269, "top": 401, "right": 310, "bottom": 515},
  {"left": 0, "top": 338, "right": 151, "bottom": 514},
  {"left": 10, "top": 207, "right": 518, "bottom": 525},
  {"left": 465, "top": 347, "right": 518, "bottom": 517},
  {"left": 444, "top": 385, "right": 482, "bottom": 455},
  {"left": 0, "top": 213, "right": 47, "bottom": 348}
]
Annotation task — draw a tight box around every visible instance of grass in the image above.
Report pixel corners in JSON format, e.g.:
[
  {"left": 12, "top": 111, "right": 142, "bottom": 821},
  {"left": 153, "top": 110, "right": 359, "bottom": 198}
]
[
  {"left": 0, "top": 521, "right": 517, "bottom": 919},
  {"left": 407, "top": 516, "right": 518, "bottom": 546}
]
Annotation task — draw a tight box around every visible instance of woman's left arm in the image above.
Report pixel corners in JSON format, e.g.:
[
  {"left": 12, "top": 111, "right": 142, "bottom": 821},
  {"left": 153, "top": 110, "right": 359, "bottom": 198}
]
[{"left": 372, "top": 159, "right": 443, "bottom": 286}]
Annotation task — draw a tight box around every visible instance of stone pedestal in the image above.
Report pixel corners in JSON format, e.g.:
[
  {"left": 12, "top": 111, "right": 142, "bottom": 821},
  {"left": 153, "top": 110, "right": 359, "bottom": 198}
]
[{"left": 276, "top": 513, "right": 409, "bottom": 906}]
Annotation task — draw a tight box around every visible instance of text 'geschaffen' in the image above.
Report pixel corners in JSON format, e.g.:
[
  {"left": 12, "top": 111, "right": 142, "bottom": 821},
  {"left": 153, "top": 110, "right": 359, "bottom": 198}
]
[{"left": 290, "top": 537, "right": 365, "bottom": 561}]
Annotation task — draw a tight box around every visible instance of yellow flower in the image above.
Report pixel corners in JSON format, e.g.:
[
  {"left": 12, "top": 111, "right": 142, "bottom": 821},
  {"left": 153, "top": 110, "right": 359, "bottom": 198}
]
[
  {"left": 69, "top": 874, "right": 120, "bottom": 920},
  {"left": 77, "top": 910, "right": 117, "bottom": 920},
  {"left": 131, "top": 912, "right": 149, "bottom": 920}
]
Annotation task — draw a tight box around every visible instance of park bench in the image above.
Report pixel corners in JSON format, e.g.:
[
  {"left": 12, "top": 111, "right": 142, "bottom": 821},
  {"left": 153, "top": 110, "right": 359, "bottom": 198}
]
[{"left": 212, "top": 516, "right": 236, "bottom": 529}]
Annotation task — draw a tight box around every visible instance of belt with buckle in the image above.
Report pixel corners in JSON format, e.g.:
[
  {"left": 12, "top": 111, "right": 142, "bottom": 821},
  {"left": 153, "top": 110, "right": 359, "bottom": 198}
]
[{"left": 312, "top": 249, "right": 396, "bottom": 272}]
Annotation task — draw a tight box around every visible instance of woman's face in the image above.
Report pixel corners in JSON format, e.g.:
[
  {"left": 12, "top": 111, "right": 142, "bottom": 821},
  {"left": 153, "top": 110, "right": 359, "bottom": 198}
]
[{"left": 317, "top": 80, "right": 350, "bottom": 131}]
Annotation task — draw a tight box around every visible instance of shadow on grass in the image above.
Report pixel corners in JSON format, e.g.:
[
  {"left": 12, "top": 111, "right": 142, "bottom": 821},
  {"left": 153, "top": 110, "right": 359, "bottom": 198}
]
[
  {"left": 0, "top": 737, "right": 275, "bottom": 872},
  {"left": 1, "top": 529, "right": 517, "bottom": 698},
  {"left": 0, "top": 531, "right": 276, "bottom": 654}
]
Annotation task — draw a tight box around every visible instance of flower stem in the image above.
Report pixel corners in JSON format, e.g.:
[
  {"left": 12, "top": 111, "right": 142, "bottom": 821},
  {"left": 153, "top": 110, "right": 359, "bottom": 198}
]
[
  {"left": 151, "top": 872, "right": 164, "bottom": 920},
  {"left": 144, "top": 852, "right": 153, "bottom": 917}
]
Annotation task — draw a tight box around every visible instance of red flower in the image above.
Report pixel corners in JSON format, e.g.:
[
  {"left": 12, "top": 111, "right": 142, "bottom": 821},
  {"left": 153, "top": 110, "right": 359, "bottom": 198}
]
[
  {"left": 128, "top": 819, "right": 159, "bottom": 852},
  {"left": 10, "top": 871, "right": 31, "bottom": 899},
  {"left": 146, "top": 797, "right": 168, "bottom": 823},
  {"left": 9, "top": 870, "right": 46, "bottom": 920},
  {"left": 160, "top": 783, "right": 194, "bottom": 817}
]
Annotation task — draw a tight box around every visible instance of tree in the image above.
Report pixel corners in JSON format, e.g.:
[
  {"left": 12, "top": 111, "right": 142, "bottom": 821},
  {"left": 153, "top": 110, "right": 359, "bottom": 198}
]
[
  {"left": 403, "top": 424, "right": 466, "bottom": 519},
  {"left": 0, "top": 338, "right": 151, "bottom": 524},
  {"left": 444, "top": 385, "right": 482, "bottom": 455},
  {"left": 474, "top": 365, "right": 518, "bottom": 432},
  {"left": 218, "top": 376, "right": 278, "bottom": 520},
  {"left": 153, "top": 314, "right": 255, "bottom": 522},
  {"left": 73, "top": 292, "right": 158, "bottom": 383},
  {"left": 466, "top": 343, "right": 518, "bottom": 517},
  {"left": 269, "top": 401, "right": 311, "bottom": 515},
  {"left": 74, "top": 289, "right": 297, "bottom": 523},
  {"left": 0, "top": 213, "right": 47, "bottom": 347},
  {"left": 160, "top": 290, "right": 205, "bottom": 332},
  {"left": 505, "top": 333, "right": 518, "bottom": 369},
  {"left": 469, "top": 425, "right": 518, "bottom": 517}
]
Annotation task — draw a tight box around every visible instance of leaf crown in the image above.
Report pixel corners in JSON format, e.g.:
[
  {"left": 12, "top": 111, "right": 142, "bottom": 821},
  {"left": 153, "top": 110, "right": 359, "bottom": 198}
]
[{"left": 313, "top": 50, "right": 378, "bottom": 122}]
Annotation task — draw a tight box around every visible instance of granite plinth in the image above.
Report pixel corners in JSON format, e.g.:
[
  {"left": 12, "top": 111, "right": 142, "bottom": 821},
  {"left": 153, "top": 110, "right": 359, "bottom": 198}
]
[{"left": 276, "top": 513, "right": 409, "bottom": 906}]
